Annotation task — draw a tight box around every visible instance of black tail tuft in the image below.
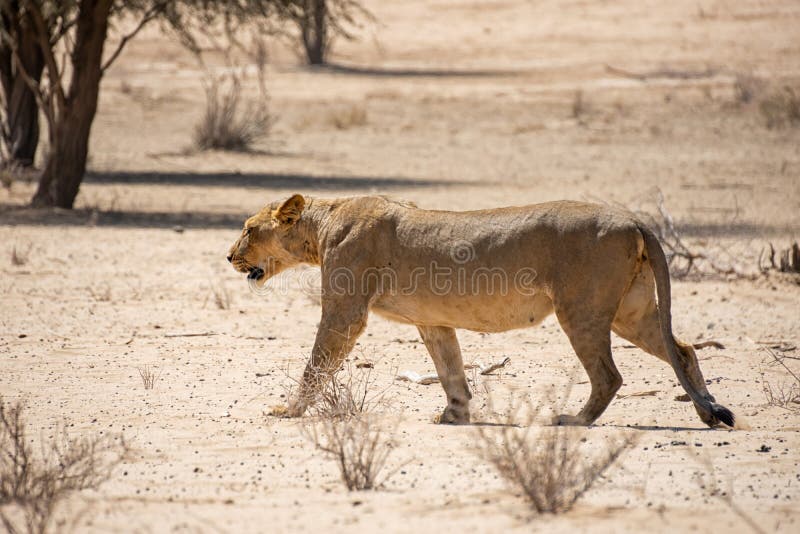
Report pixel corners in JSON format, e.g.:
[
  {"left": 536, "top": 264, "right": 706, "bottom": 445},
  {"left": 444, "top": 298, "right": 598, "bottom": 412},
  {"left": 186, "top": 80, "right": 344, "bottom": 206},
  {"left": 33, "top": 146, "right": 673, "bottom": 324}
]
[{"left": 711, "top": 403, "right": 735, "bottom": 428}]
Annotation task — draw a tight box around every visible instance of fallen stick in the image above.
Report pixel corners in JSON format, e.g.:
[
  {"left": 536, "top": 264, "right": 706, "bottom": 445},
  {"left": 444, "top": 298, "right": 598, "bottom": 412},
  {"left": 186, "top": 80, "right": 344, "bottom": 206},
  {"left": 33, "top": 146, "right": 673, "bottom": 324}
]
[
  {"left": 397, "top": 357, "right": 511, "bottom": 385},
  {"left": 616, "top": 390, "right": 659, "bottom": 400},
  {"left": 164, "top": 332, "right": 218, "bottom": 338},
  {"left": 478, "top": 356, "right": 511, "bottom": 375}
]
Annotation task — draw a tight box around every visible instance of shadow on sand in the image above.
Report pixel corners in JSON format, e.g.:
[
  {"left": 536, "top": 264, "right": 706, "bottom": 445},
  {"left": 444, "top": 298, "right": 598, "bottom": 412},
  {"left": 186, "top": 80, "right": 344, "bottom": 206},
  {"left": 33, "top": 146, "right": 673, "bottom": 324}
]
[
  {"left": 84, "top": 170, "right": 474, "bottom": 190},
  {"left": 308, "top": 62, "right": 522, "bottom": 79},
  {"left": 1, "top": 169, "right": 483, "bottom": 229}
]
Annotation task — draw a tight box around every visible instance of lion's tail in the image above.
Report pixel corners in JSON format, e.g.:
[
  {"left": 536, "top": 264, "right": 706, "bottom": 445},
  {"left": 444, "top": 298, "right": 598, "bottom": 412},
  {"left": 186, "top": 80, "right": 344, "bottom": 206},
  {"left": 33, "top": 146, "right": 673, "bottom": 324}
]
[{"left": 638, "top": 224, "right": 735, "bottom": 428}]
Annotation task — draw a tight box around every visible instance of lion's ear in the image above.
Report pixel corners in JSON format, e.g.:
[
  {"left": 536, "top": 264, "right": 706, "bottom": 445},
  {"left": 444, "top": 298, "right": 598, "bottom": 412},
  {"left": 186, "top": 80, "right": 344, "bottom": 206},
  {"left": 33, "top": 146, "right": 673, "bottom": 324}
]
[{"left": 272, "top": 194, "right": 305, "bottom": 225}]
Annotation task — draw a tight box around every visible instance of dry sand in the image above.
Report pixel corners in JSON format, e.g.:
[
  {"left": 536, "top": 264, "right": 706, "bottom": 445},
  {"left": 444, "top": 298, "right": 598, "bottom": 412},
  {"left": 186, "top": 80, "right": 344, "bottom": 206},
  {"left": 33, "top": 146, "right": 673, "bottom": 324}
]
[{"left": 2, "top": 1, "right": 800, "bottom": 532}]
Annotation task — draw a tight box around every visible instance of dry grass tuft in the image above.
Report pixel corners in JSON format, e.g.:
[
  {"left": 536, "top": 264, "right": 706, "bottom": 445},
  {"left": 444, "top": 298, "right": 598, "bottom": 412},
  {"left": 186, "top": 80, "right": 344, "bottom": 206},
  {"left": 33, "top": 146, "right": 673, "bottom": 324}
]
[
  {"left": 571, "top": 90, "right": 586, "bottom": 122},
  {"left": 301, "top": 414, "right": 400, "bottom": 491},
  {"left": 298, "top": 352, "right": 400, "bottom": 491},
  {"left": 210, "top": 280, "right": 232, "bottom": 310},
  {"left": 328, "top": 105, "right": 368, "bottom": 130},
  {"left": 307, "top": 359, "right": 388, "bottom": 420},
  {"left": 10, "top": 244, "right": 32, "bottom": 267},
  {"left": 119, "top": 80, "right": 133, "bottom": 95},
  {"left": 194, "top": 72, "right": 272, "bottom": 151},
  {"left": 730, "top": 75, "right": 798, "bottom": 130},
  {"left": 759, "top": 348, "right": 800, "bottom": 411},
  {"left": 88, "top": 284, "right": 112, "bottom": 302},
  {"left": 733, "top": 73, "right": 765, "bottom": 104},
  {"left": 0, "top": 163, "right": 38, "bottom": 190},
  {"left": 475, "top": 391, "right": 635, "bottom": 514},
  {"left": 137, "top": 365, "right": 160, "bottom": 391},
  {"left": 1, "top": 167, "right": 16, "bottom": 189},
  {"left": 759, "top": 86, "right": 800, "bottom": 129},
  {"left": 0, "top": 396, "right": 129, "bottom": 534}
]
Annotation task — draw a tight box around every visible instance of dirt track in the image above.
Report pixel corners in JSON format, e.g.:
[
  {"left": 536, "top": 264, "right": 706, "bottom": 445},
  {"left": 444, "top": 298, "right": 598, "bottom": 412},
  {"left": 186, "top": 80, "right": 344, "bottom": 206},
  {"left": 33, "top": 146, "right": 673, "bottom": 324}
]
[{"left": 2, "top": 1, "right": 799, "bottom": 532}]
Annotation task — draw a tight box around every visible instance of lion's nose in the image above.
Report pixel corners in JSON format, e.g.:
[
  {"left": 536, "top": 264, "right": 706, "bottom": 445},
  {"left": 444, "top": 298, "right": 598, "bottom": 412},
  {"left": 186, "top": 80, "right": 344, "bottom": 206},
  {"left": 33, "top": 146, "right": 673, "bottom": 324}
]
[{"left": 226, "top": 254, "right": 233, "bottom": 263}]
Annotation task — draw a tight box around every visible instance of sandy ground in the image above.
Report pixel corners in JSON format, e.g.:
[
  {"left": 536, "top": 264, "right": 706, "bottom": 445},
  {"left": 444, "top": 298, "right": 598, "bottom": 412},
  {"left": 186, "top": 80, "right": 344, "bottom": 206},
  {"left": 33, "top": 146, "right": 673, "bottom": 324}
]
[{"left": 2, "top": 0, "right": 800, "bottom": 532}]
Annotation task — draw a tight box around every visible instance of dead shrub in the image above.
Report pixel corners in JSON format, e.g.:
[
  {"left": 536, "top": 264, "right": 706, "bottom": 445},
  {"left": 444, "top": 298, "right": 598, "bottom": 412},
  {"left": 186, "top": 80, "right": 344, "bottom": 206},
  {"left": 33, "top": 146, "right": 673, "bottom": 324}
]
[
  {"left": 210, "top": 280, "right": 232, "bottom": 310},
  {"left": 328, "top": 105, "right": 367, "bottom": 130},
  {"left": 295, "top": 350, "right": 400, "bottom": 490},
  {"left": 759, "top": 242, "right": 800, "bottom": 274},
  {"left": 87, "top": 284, "right": 112, "bottom": 302},
  {"left": 571, "top": 90, "right": 586, "bottom": 123},
  {"left": 137, "top": 365, "right": 160, "bottom": 391},
  {"left": 119, "top": 80, "right": 133, "bottom": 95},
  {"left": 0, "top": 163, "right": 38, "bottom": 190},
  {"left": 759, "top": 348, "right": 800, "bottom": 411},
  {"left": 1, "top": 165, "right": 18, "bottom": 189},
  {"left": 10, "top": 244, "right": 32, "bottom": 267},
  {"left": 759, "top": 86, "right": 800, "bottom": 129},
  {"left": 475, "top": 391, "right": 635, "bottom": 514},
  {"left": 733, "top": 73, "right": 765, "bottom": 104},
  {"left": 0, "top": 396, "right": 129, "bottom": 534},
  {"left": 193, "top": 72, "right": 272, "bottom": 151},
  {"left": 620, "top": 188, "right": 754, "bottom": 280},
  {"left": 276, "top": 341, "right": 393, "bottom": 420},
  {"left": 301, "top": 414, "right": 400, "bottom": 491},
  {"left": 307, "top": 359, "right": 389, "bottom": 419}
]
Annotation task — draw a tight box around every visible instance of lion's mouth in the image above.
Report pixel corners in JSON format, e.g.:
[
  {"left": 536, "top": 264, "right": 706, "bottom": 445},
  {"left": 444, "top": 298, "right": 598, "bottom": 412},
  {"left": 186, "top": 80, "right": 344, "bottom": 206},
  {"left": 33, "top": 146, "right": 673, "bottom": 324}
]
[{"left": 247, "top": 267, "right": 265, "bottom": 281}]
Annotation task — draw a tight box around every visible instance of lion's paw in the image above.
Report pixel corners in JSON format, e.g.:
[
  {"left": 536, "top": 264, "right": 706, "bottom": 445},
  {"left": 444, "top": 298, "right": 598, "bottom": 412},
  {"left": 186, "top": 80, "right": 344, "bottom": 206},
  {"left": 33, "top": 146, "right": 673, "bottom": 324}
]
[{"left": 434, "top": 406, "right": 470, "bottom": 425}]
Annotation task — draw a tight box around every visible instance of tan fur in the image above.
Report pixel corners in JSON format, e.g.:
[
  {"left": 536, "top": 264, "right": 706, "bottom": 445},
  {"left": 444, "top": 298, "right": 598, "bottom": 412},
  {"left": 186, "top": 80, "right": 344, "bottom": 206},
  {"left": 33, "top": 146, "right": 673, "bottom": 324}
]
[{"left": 228, "top": 194, "right": 734, "bottom": 427}]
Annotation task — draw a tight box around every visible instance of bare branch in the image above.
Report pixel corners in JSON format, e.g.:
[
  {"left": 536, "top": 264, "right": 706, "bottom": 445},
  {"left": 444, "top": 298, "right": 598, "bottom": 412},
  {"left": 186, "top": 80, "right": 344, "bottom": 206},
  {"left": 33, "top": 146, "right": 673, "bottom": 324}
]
[
  {"left": 629, "top": 189, "right": 757, "bottom": 280},
  {"left": 50, "top": 16, "right": 78, "bottom": 46},
  {"left": 27, "top": 1, "right": 66, "bottom": 113},
  {"left": 0, "top": 26, "right": 54, "bottom": 133},
  {"left": 101, "top": 1, "right": 170, "bottom": 73}
]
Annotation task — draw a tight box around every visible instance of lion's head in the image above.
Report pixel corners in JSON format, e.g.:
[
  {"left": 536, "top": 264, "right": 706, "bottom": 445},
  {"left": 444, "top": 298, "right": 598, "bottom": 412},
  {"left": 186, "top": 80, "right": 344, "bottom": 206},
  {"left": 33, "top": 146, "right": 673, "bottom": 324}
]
[{"left": 227, "top": 194, "right": 307, "bottom": 285}]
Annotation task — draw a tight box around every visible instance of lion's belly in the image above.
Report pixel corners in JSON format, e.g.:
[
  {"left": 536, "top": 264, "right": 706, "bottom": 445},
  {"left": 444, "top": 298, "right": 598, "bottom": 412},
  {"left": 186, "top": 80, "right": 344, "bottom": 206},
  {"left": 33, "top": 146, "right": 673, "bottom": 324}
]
[{"left": 371, "top": 292, "right": 554, "bottom": 332}]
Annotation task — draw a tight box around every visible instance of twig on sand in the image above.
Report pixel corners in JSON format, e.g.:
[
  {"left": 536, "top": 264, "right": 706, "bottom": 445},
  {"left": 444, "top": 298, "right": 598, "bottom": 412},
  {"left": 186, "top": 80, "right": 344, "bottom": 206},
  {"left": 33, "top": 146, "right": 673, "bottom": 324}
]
[
  {"left": 397, "top": 357, "right": 511, "bottom": 385},
  {"left": 164, "top": 332, "right": 218, "bottom": 338},
  {"left": 616, "top": 390, "right": 659, "bottom": 400},
  {"left": 475, "top": 356, "right": 512, "bottom": 375}
]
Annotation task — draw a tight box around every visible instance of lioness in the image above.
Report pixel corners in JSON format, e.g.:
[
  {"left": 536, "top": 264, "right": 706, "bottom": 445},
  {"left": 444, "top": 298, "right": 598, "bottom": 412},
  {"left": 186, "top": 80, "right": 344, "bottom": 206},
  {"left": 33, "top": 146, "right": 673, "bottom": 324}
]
[{"left": 227, "top": 194, "right": 734, "bottom": 428}]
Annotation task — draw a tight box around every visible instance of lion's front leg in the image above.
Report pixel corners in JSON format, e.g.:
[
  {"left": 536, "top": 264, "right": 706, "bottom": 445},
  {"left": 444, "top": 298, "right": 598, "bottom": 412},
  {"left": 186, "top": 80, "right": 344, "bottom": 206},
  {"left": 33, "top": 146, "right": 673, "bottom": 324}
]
[{"left": 274, "top": 299, "right": 369, "bottom": 418}]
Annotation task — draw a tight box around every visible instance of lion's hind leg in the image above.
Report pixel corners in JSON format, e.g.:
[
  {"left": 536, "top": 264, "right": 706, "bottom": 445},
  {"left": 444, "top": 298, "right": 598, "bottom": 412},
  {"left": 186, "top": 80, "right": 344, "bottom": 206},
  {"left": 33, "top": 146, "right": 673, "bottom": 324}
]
[
  {"left": 611, "top": 269, "right": 720, "bottom": 427},
  {"left": 553, "top": 306, "right": 622, "bottom": 426}
]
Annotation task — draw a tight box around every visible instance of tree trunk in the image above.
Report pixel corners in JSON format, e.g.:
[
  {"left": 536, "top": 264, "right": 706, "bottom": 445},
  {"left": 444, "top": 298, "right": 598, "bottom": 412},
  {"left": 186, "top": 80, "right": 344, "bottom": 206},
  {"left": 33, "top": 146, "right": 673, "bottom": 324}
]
[
  {"left": 301, "top": 0, "right": 327, "bottom": 65},
  {"left": 0, "top": 6, "right": 44, "bottom": 167},
  {"left": 32, "top": 0, "right": 111, "bottom": 208}
]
